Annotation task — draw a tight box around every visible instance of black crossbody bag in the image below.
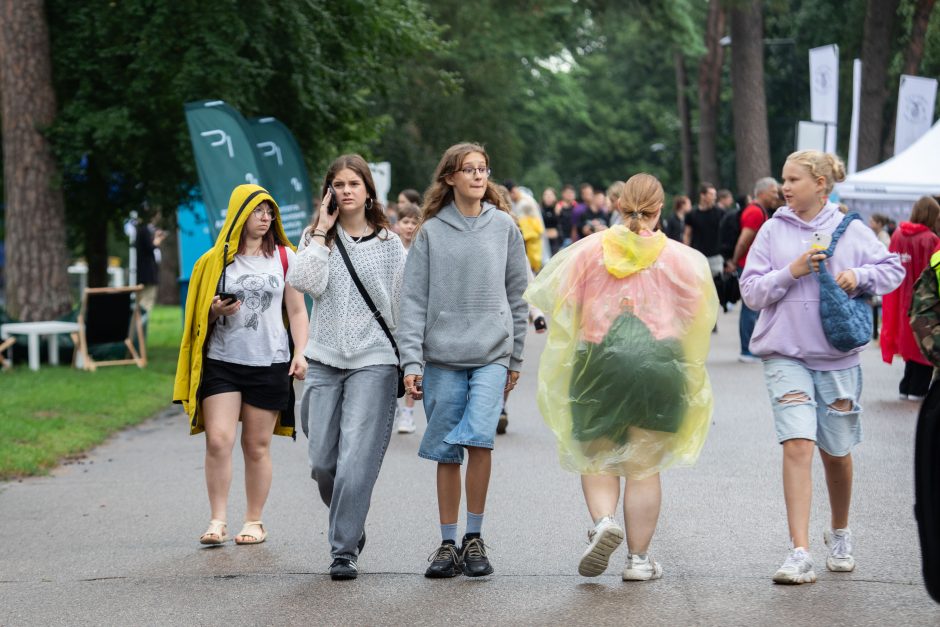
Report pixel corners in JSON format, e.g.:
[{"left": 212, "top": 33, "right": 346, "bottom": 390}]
[{"left": 334, "top": 236, "right": 406, "bottom": 398}]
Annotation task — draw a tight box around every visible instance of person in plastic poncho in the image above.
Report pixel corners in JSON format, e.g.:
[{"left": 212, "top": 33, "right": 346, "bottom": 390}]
[{"left": 525, "top": 173, "right": 718, "bottom": 582}]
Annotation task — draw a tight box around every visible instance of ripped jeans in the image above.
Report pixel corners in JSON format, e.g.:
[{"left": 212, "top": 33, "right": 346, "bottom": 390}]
[{"left": 762, "top": 358, "right": 863, "bottom": 456}]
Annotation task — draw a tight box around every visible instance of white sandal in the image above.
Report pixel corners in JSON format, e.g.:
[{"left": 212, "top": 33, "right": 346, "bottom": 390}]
[
  {"left": 235, "top": 520, "right": 267, "bottom": 545},
  {"left": 199, "top": 519, "right": 228, "bottom": 545}
]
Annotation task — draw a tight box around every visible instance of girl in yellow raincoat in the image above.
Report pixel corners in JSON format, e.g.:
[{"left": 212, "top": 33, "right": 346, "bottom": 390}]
[
  {"left": 174, "top": 184, "right": 308, "bottom": 547},
  {"left": 525, "top": 173, "right": 718, "bottom": 582}
]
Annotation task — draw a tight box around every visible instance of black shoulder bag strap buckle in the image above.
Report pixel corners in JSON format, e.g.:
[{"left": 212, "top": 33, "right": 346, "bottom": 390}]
[{"left": 333, "top": 236, "right": 400, "bottom": 362}]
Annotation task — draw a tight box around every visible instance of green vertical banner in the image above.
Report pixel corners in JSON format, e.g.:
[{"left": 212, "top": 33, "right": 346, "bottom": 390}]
[
  {"left": 184, "top": 100, "right": 264, "bottom": 240},
  {"left": 247, "top": 117, "right": 312, "bottom": 244}
]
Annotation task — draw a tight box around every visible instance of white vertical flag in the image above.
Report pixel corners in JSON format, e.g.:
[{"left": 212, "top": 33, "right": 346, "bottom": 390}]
[
  {"left": 809, "top": 45, "right": 839, "bottom": 124},
  {"left": 894, "top": 75, "right": 938, "bottom": 155},
  {"left": 848, "top": 59, "right": 862, "bottom": 174},
  {"left": 369, "top": 161, "right": 392, "bottom": 206}
]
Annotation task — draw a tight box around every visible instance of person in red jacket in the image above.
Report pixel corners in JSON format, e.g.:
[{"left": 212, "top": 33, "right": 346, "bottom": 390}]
[{"left": 881, "top": 196, "right": 940, "bottom": 400}]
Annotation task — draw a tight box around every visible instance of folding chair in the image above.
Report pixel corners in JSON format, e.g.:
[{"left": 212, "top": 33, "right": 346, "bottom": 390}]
[
  {"left": 0, "top": 337, "right": 15, "bottom": 371},
  {"left": 72, "top": 285, "right": 147, "bottom": 372}
]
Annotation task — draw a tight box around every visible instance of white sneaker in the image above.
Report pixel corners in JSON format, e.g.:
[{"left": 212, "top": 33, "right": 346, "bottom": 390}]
[
  {"left": 397, "top": 412, "right": 416, "bottom": 434},
  {"left": 773, "top": 547, "right": 816, "bottom": 584},
  {"left": 622, "top": 553, "right": 663, "bottom": 581},
  {"left": 578, "top": 516, "right": 624, "bottom": 577},
  {"left": 824, "top": 528, "right": 855, "bottom": 572},
  {"left": 737, "top": 354, "right": 761, "bottom": 364}
]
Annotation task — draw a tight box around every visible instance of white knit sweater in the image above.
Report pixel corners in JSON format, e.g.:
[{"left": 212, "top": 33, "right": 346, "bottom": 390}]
[{"left": 287, "top": 228, "right": 405, "bottom": 369}]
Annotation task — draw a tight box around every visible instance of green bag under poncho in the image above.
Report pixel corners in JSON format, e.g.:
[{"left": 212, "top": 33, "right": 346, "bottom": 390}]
[
  {"left": 525, "top": 226, "right": 719, "bottom": 478},
  {"left": 571, "top": 311, "right": 686, "bottom": 444}
]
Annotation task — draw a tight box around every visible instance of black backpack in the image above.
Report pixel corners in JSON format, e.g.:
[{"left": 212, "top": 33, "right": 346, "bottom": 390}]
[{"left": 718, "top": 208, "right": 742, "bottom": 260}]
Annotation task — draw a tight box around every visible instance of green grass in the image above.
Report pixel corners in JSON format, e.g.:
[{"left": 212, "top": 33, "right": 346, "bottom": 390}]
[{"left": 0, "top": 305, "right": 183, "bottom": 479}]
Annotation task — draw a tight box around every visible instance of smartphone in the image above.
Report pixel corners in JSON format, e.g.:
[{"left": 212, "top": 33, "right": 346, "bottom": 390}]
[
  {"left": 218, "top": 292, "right": 238, "bottom": 304},
  {"left": 415, "top": 379, "right": 423, "bottom": 392},
  {"left": 327, "top": 186, "right": 339, "bottom": 215},
  {"left": 810, "top": 232, "right": 832, "bottom": 250}
]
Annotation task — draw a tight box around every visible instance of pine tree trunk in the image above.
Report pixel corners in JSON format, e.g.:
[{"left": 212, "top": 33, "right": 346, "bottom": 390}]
[
  {"left": 675, "top": 51, "right": 695, "bottom": 198},
  {"left": 697, "top": 0, "right": 725, "bottom": 187},
  {"left": 730, "top": 0, "right": 771, "bottom": 198},
  {"left": 857, "top": 0, "right": 902, "bottom": 170},
  {"left": 0, "top": 0, "right": 72, "bottom": 321},
  {"left": 881, "top": 0, "right": 937, "bottom": 158}
]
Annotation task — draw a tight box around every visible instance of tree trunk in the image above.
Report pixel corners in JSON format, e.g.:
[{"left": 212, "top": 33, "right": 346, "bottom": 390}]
[
  {"left": 730, "top": 0, "right": 771, "bottom": 198},
  {"left": 0, "top": 0, "right": 72, "bottom": 321},
  {"left": 697, "top": 0, "right": 725, "bottom": 187},
  {"left": 675, "top": 51, "right": 695, "bottom": 198},
  {"left": 857, "top": 0, "right": 902, "bottom": 170},
  {"left": 881, "top": 0, "right": 937, "bottom": 158},
  {"left": 157, "top": 212, "right": 180, "bottom": 305}
]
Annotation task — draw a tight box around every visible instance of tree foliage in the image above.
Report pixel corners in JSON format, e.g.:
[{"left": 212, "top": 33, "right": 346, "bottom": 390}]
[{"left": 44, "top": 0, "right": 443, "bottom": 284}]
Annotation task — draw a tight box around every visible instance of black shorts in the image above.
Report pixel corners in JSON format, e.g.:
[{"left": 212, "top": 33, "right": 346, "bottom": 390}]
[{"left": 200, "top": 358, "right": 291, "bottom": 411}]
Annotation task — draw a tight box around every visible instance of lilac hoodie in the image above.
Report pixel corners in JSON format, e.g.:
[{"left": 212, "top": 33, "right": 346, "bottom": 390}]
[{"left": 740, "top": 203, "right": 903, "bottom": 370}]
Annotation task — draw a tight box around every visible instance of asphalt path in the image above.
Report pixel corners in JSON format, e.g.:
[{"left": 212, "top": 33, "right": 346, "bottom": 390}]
[{"left": 1, "top": 306, "right": 937, "bottom": 625}]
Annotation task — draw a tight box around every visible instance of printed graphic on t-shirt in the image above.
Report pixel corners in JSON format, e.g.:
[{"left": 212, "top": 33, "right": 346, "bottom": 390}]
[{"left": 233, "top": 273, "right": 280, "bottom": 330}]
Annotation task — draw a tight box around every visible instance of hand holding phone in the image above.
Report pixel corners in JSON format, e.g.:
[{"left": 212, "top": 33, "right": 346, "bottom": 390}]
[
  {"left": 218, "top": 292, "right": 238, "bottom": 305},
  {"left": 327, "top": 186, "right": 339, "bottom": 215}
]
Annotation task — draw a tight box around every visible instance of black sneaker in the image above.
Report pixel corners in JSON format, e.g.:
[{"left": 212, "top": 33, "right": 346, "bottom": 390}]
[
  {"left": 460, "top": 534, "right": 494, "bottom": 577},
  {"left": 496, "top": 411, "right": 508, "bottom": 435},
  {"left": 424, "top": 540, "right": 461, "bottom": 578},
  {"left": 533, "top": 316, "right": 547, "bottom": 332},
  {"left": 329, "top": 557, "right": 358, "bottom": 580}
]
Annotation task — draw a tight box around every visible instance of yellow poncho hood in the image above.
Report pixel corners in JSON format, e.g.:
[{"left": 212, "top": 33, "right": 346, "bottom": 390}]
[{"left": 173, "top": 184, "right": 296, "bottom": 437}]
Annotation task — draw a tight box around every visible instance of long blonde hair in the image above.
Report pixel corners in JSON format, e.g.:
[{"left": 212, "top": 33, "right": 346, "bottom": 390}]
[
  {"left": 785, "top": 151, "right": 847, "bottom": 194},
  {"left": 420, "top": 142, "right": 511, "bottom": 224}
]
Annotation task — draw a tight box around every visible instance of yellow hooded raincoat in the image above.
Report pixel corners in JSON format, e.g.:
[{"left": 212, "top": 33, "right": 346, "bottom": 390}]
[
  {"left": 524, "top": 225, "right": 719, "bottom": 478},
  {"left": 173, "top": 184, "right": 297, "bottom": 437}
]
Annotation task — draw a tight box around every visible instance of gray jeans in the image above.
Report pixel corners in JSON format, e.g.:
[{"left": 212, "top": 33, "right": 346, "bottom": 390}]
[{"left": 301, "top": 360, "right": 397, "bottom": 559}]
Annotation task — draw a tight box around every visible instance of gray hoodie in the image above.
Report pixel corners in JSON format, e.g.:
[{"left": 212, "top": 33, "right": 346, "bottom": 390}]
[{"left": 399, "top": 201, "right": 529, "bottom": 376}]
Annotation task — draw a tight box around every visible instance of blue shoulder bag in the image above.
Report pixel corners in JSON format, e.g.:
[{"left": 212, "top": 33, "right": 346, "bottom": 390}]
[{"left": 814, "top": 212, "right": 872, "bottom": 352}]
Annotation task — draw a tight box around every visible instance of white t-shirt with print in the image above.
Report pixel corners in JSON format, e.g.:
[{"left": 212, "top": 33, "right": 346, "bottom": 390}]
[{"left": 206, "top": 248, "right": 295, "bottom": 366}]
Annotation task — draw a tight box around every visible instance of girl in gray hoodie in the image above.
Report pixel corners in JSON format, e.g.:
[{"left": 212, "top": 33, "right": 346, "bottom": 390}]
[{"left": 399, "top": 142, "right": 529, "bottom": 579}]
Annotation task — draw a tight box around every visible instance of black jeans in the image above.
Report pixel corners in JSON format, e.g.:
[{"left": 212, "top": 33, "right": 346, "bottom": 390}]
[{"left": 901, "top": 360, "right": 934, "bottom": 398}]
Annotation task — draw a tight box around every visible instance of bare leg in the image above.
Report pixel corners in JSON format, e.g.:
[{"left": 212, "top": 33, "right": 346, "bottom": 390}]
[
  {"left": 465, "top": 447, "right": 492, "bottom": 515},
  {"left": 623, "top": 473, "right": 661, "bottom": 554},
  {"left": 437, "top": 463, "right": 462, "bottom": 524},
  {"left": 581, "top": 474, "right": 621, "bottom": 522},
  {"left": 819, "top": 447, "right": 853, "bottom": 530},
  {"left": 202, "top": 392, "right": 241, "bottom": 523},
  {"left": 782, "top": 438, "right": 815, "bottom": 548},
  {"left": 240, "top": 403, "right": 278, "bottom": 525}
]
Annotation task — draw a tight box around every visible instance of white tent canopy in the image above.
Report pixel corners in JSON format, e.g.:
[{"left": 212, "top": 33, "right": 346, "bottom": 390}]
[{"left": 836, "top": 120, "right": 940, "bottom": 221}]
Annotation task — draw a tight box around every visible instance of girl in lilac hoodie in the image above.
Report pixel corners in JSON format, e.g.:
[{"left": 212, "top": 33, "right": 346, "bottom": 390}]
[{"left": 740, "top": 151, "right": 903, "bottom": 585}]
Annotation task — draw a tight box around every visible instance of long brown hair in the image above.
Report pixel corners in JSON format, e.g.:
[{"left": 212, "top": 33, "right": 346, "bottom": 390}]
[
  {"left": 310, "top": 154, "right": 391, "bottom": 246},
  {"left": 910, "top": 196, "right": 940, "bottom": 230},
  {"left": 420, "top": 142, "right": 511, "bottom": 224},
  {"left": 238, "top": 200, "right": 277, "bottom": 256}
]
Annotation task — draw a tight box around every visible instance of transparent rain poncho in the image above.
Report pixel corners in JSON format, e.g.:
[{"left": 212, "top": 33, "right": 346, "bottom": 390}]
[{"left": 524, "top": 225, "right": 719, "bottom": 478}]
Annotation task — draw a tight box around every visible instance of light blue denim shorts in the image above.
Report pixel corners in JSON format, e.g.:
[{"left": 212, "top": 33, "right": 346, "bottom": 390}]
[
  {"left": 418, "top": 363, "right": 507, "bottom": 464},
  {"left": 762, "top": 358, "right": 863, "bottom": 456}
]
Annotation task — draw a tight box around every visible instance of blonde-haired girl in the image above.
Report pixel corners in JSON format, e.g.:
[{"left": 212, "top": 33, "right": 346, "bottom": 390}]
[
  {"left": 740, "top": 150, "right": 903, "bottom": 584},
  {"left": 526, "top": 173, "right": 718, "bottom": 581},
  {"left": 398, "top": 142, "right": 529, "bottom": 578}
]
